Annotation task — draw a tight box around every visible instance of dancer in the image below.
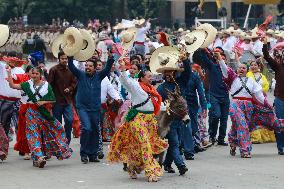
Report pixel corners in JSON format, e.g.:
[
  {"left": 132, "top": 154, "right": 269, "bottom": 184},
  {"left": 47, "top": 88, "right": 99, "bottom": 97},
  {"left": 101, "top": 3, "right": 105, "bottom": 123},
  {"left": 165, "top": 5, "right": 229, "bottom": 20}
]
[
  {"left": 107, "top": 60, "right": 168, "bottom": 182},
  {"left": 7, "top": 67, "right": 71, "bottom": 167},
  {"left": 68, "top": 54, "right": 115, "bottom": 164},
  {"left": 247, "top": 60, "right": 275, "bottom": 143},
  {"left": 217, "top": 52, "right": 282, "bottom": 158}
]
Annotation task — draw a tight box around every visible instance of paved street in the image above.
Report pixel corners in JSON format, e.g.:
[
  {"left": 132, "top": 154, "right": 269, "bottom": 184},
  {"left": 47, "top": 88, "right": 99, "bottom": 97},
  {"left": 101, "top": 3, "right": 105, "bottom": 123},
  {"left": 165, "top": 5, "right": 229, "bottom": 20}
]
[{"left": 1, "top": 62, "right": 284, "bottom": 189}]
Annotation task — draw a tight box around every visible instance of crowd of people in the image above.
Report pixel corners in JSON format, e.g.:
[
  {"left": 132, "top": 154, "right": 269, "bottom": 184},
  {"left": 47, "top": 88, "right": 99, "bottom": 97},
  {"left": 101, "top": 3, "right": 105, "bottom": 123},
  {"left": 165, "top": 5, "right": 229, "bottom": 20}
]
[{"left": 0, "top": 17, "right": 284, "bottom": 183}]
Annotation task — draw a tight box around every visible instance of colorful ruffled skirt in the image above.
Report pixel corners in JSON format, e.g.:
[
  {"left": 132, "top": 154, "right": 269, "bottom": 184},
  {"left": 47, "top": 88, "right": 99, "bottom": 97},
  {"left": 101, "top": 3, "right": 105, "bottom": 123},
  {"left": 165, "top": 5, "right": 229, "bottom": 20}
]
[
  {"left": 107, "top": 112, "right": 168, "bottom": 178},
  {"left": 25, "top": 104, "right": 71, "bottom": 161}
]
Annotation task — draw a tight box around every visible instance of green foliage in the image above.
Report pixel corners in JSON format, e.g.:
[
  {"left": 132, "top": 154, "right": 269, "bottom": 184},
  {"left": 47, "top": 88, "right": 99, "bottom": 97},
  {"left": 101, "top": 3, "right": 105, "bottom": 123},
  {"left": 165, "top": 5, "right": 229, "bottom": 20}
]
[{"left": 0, "top": 0, "right": 166, "bottom": 24}]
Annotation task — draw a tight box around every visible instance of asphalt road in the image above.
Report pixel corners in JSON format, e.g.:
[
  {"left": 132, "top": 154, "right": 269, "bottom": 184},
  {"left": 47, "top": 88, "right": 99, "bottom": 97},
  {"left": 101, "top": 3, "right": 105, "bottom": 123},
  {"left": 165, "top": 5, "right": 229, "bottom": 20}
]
[{"left": 1, "top": 62, "right": 283, "bottom": 189}]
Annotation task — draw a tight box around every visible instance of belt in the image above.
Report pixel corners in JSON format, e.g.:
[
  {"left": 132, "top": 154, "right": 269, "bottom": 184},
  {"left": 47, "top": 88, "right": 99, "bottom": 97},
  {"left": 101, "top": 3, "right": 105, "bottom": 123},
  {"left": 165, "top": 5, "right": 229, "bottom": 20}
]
[
  {"left": 134, "top": 41, "right": 144, "bottom": 45},
  {"left": 0, "top": 95, "right": 19, "bottom": 101},
  {"left": 232, "top": 97, "right": 253, "bottom": 101}
]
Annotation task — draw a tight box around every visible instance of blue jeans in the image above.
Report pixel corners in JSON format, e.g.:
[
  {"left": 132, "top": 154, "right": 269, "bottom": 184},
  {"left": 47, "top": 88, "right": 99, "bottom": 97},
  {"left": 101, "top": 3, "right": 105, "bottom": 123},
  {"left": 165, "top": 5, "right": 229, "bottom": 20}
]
[
  {"left": 52, "top": 103, "right": 73, "bottom": 145},
  {"left": 163, "top": 120, "right": 185, "bottom": 167},
  {"left": 274, "top": 97, "right": 284, "bottom": 152},
  {"left": 134, "top": 44, "right": 145, "bottom": 56},
  {"left": 208, "top": 95, "right": 230, "bottom": 142},
  {"left": 77, "top": 109, "right": 101, "bottom": 158},
  {"left": 181, "top": 121, "right": 195, "bottom": 156}
]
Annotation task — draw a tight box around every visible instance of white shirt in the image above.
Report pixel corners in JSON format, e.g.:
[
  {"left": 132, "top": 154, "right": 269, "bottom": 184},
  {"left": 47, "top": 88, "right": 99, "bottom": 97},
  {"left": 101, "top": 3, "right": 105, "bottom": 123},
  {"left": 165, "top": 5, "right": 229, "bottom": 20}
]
[
  {"left": 0, "top": 62, "right": 24, "bottom": 98},
  {"left": 219, "top": 59, "right": 265, "bottom": 104},
  {"left": 240, "top": 43, "right": 253, "bottom": 51},
  {"left": 21, "top": 80, "right": 49, "bottom": 104},
  {"left": 97, "top": 40, "right": 108, "bottom": 62},
  {"left": 252, "top": 39, "right": 263, "bottom": 56},
  {"left": 119, "top": 71, "right": 154, "bottom": 111},
  {"left": 208, "top": 37, "right": 222, "bottom": 50},
  {"left": 134, "top": 22, "right": 151, "bottom": 43},
  {"left": 222, "top": 36, "right": 236, "bottom": 52},
  {"left": 73, "top": 60, "right": 85, "bottom": 71},
  {"left": 101, "top": 77, "right": 121, "bottom": 104}
]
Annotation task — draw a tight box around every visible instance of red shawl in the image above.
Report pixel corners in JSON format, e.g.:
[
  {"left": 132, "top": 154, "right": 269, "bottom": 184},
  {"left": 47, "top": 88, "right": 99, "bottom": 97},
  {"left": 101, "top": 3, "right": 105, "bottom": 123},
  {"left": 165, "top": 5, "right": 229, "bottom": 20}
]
[{"left": 139, "top": 82, "right": 162, "bottom": 115}]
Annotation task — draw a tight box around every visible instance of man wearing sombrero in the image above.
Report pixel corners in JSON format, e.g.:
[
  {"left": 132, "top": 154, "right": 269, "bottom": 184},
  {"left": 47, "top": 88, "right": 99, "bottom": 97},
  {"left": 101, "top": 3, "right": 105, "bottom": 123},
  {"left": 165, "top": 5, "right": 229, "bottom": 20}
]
[{"left": 0, "top": 51, "right": 25, "bottom": 161}]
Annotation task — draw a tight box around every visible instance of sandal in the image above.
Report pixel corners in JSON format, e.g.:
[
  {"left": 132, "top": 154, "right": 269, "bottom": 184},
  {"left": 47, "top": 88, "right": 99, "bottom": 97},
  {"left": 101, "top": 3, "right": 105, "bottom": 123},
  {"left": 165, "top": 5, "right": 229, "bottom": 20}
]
[
  {"left": 0, "top": 154, "right": 7, "bottom": 161},
  {"left": 241, "top": 154, "right": 251, "bottom": 158},
  {"left": 24, "top": 153, "right": 31, "bottom": 160},
  {"left": 148, "top": 175, "right": 158, "bottom": 182},
  {"left": 128, "top": 166, "right": 137, "bottom": 179},
  {"left": 33, "top": 157, "right": 46, "bottom": 168},
  {"left": 230, "top": 146, "right": 236, "bottom": 156}
]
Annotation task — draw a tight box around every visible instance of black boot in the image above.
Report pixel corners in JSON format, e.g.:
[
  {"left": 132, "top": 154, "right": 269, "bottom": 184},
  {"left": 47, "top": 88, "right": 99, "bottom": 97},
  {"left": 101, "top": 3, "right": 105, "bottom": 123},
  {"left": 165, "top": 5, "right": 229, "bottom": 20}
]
[
  {"left": 184, "top": 154, "right": 195, "bottom": 160},
  {"left": 178, "top": 165, "right": 188, "bottom": 175},
  {"left": 97, "top": 151, "right": 104, "bottom": 159},
  {"left": 81, "top": 156, "right": 88, "bottom": 164},
  {"left": 164, "top": 165, "right": 176, "bottom": 173},
  {"left": 217, "top": 140, "right": 228, "bottom": 146}
]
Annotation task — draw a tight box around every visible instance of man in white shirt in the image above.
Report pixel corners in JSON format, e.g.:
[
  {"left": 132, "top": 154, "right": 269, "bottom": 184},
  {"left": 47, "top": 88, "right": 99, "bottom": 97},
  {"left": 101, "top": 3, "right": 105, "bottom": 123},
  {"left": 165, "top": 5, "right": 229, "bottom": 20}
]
[
  {"left": 133, "top": 20, "right": 151, "bottom": 56},
  {"left": 0, "top": 53, "right": 25, "bottom": 161}
]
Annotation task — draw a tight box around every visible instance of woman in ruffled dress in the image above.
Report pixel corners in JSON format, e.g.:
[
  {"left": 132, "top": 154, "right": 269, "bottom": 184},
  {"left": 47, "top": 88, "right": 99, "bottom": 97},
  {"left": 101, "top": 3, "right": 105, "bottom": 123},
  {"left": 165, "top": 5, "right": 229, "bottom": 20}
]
[
  {"left": 7, "top": 67, "right": 71, "bottom": 168},
  {"left": 107, "top": 61, "right": 168, "bottom": 182},
  {"left": 247, "top": 60, "right": 276, "bottom": 144},
  {"left": 217, "top": 52, "right": 282, "bottom": 158}
]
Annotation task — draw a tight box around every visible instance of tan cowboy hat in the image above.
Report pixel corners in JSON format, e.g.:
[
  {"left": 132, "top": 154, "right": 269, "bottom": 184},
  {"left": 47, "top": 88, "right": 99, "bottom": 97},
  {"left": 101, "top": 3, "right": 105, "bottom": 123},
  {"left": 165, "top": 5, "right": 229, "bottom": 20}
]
[
  {"left": 266, "top": 29, "right": 274, "bottom": 35},
  {"left": 179, "top": 30, "right": 206, "bottom": 53},
  {"left": 113, "top": 23, "right": 126, "bottom": 30},
  {"left": 196, "top": 23, "right": 217, "bottom": 48},
  {"left": 275, "top": 31, "right": 284, "bottom": 39},
  {"left": 241, "top": 34, "right": 253, "bottom": 40},
  {"left": 0, "top": 24, "right": 10, "bottom": 48},
  {"left": 62, "top": 27, "right": 84, "bottom": 56},
  {"left": 149, "top": 46, "right": 182, "bottom": 74},
  {"left": 120, "top": 27, "right": 137, "bottom": 50},
  {"left": 51, "top": 34, "right": 66, "bottom": 58},
  {"left": 250, "top": 31, "right": 259, "bottom": 38},
  {"left": 134, "top": 18, "right": 146, "bottom": 26},
  {"left": 74, "top": 29, "right": 96, "bottom": 61},
  {"left": 223, "top": 26, "right": 235, "bottom": 35}
]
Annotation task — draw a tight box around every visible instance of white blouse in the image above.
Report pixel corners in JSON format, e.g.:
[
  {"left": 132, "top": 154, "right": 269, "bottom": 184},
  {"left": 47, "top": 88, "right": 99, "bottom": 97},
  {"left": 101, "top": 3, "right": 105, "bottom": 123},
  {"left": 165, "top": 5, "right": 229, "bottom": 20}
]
[
  {"left": 219, "top": 59, "right": 265, "bottom": 104},
  {"left": 0, "top": 62, "right": 24, "bottom": 98},
  {"left": 21, "top": 80, "right": 49, "bottom": 104},
  {"left": 101, "top": 77, "right": 121, "bottom": 104},
  {"left": 119, "top": 71, "right": 154, "bottom": 111}
]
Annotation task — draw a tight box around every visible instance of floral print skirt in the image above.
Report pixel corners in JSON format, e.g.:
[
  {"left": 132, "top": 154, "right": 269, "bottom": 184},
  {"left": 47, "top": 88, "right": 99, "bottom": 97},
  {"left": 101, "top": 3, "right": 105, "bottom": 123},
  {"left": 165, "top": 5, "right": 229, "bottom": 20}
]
[
  {"left": 107, "top": 112, "right": 168, "bottom": 178},
  {"left": 25, "top": 106, "right": 71, "bottom": 161}
]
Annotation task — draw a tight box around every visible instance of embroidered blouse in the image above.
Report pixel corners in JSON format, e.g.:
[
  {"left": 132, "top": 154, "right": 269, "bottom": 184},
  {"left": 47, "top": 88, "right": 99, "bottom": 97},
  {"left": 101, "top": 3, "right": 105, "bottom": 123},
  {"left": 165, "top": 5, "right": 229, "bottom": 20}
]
[
  {"left": 219, "top": 59, "right": 265, "bottom": 104},
  {"left": 119, "top": 71, "right": 154, "bottom": 112},
  {"left": 247, "top": 71, "right": 269, "bottom": 93}
]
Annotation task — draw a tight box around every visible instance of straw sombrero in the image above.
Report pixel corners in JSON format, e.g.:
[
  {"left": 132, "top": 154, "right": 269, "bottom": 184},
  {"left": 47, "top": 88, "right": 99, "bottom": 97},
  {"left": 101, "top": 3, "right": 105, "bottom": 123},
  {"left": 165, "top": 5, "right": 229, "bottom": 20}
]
[
  {"left": 134, "top": 19, "right": 146, "bottom": 26},
  {"left": 62, "top": 27, "right": 84, "bottom": 56},
  {"left": 51, "top": 34, "right": 66, "bottom": 58},
  {"left": 0, "top": 24, "right": 10, "bottom": 48},
  {"left": 149, "top": 46, "right": 182, "bottom": 74},
  {"left": 266, "top": 29, "right": 274, "bottom": 35},
  {"left": 113, "top": 23, "right": 126, "bottom": 30},
  {"left": 179, "top": 30, "right": 206, "bottom": 53},
  {"left": 74, "top": 29, "right": 96, "bottom": 61},
  {"left": 196, "top": 23, "right": 217, "bottom": 48},
  {"left": 120, "top": 27, "right": 137, "bottom": 50}
]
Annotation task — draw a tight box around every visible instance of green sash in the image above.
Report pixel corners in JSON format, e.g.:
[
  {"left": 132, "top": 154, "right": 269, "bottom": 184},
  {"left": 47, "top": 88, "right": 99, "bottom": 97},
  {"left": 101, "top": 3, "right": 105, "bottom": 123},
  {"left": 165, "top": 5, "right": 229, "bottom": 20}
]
[
  {"left": 21, "top": 81, "right": 56, "bottom": 121},
  {"left": 125, "top": 109, "right": 153, "bottom": 122}
]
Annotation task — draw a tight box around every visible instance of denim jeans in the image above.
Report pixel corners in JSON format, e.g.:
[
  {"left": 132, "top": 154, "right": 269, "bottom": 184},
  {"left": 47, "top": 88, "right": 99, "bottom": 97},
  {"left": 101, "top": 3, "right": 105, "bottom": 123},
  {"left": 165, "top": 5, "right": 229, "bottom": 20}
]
[
  {"left": 134, "top": 44, "right": 145, "bottom": 56},
  {"left": 77, "top": 109, "right": 100, "bottom": 158},
  {"left": 181, "top": 121, "right": 195, "bottom": 156},
  {"left": 163, "top": 120, "right": 185, "bottom": 167},
  {"left": 52, "top": 103, "right": 73, "bottom": 145},
  {"left": 208, "top": 95, "right": 230, "bottom": 142},
  {"left": 274, "top": 97, "right": 284, "bottom": 152}
]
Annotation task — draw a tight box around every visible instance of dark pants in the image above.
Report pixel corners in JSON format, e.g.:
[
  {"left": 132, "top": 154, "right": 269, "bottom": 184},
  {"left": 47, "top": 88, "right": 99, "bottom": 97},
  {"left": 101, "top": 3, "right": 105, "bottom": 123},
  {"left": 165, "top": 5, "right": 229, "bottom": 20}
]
[
  {"left": 208, "top": 95, "right": 230, "bottom": 142},
  {"left": 0, "top": 99, "right": 16, "bottom": 135},
  {"left": 77, "top": 109, "right": 100, "bottom": 158},
  {"left": 164, "top": 120, "right": 185, "bottom": 168},
  {"left": 274, "top": 97, "right": 284, "bottom": 152},
  {"left": 187, "top": 104, "right": 202, "bottom": 148},
  {"left": 52, "top": 103, "right": 73, "bottom": 145},
  {"left": 181, "top": 121, "right": 195, "bottom": 156}
]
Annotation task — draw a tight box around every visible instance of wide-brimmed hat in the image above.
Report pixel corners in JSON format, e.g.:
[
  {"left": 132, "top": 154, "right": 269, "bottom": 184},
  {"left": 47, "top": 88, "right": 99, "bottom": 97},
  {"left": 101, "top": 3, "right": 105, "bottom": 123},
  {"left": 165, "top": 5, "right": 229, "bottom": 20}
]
[
  {"left": 179, "top": 30, "right": 206, "bottom": 53},
  {"left": 62, "top": 27, "right": 84, "bottom": 56},
  {"left": 74, "top": 29, "right": 96, "bottom": 61},
  {"left": 196, "top": 23, "right": 217, "bottom": 48},
  {"left": 2, "top": 56, "right": 27, "bottom": 67},
  {"left": 51, "top": 34, "right": 66, "bottom": 58},
  {"left": 241, "top": 34, "right": 253, "bottom": 41},
  {"left": 120, "top": 27, "right": 137, "bottom": 50},
  {"left": 275, "top": 31, "right": 284, "bottom": 38},
  {"left": 113, "top": 23, "right": 126, "bottom": 30},
  {"left": 134, "top": 18, "right": 146, "bottom": 26},
  {"left": 0, "top": 24, "right": 10, "bottom": 48},
  {"left": 149, "top": 46, "right": 182, "bottom": 74},
  {"left": 266, "top": 29, "right": 274, "bottom": 35}
]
